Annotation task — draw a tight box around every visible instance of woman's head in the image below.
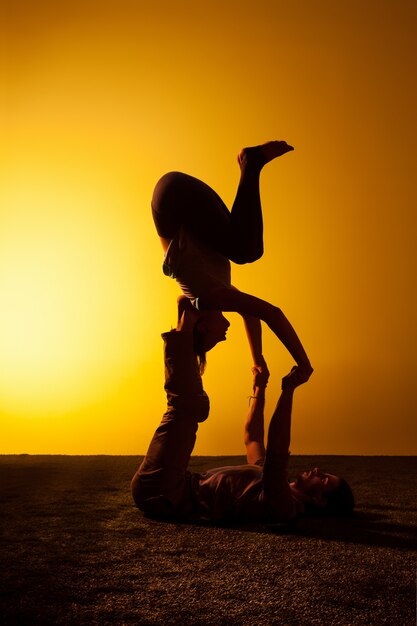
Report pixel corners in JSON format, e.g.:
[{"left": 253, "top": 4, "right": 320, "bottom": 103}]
[
  {"left": 193, "top": 311, "right": 230, "bottom": 372},
  {"left": 176, "top": 296, "right": 230, "bottom": 373}
]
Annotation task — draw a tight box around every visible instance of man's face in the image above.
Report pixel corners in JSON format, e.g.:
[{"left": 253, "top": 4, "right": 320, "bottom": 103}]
[
  {"left": 295, "top": 467, "right": 340, "bottom": 499},
  {"left": 196, "top": 312, "right": 230, "bottom": 351}
]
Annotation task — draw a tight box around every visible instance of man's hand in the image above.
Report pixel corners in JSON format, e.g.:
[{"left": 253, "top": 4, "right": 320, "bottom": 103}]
[
  {"left": 281, "top": 363, "right": 313, "bottom": 391},
  {"left": 252, "top": 362, "right": 270, "bottom": 389},
  {"left": 252, "top": 354, "right": 269, "bottom": 382}
]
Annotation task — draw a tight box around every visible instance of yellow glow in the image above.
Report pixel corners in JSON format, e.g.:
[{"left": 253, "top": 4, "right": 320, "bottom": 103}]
[
  {"left": 1, "top": 0, "right": 416, "bottom": 454},
  {"left": 0, "top": 160, "right": 153, "bottom": 418}
]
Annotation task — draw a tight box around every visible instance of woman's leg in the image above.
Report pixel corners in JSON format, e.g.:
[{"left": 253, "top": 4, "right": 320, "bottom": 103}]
[
  {"left": 228, "top": 159, "right": 264, "bottom": 264},
  {"left": 228, "top": 141, "right": 294, "bottom": 263},
  {"left": 151, "top": 171, "right": 231, "bottom": 256},
  {"left": 151, "top": 141, "right": 293, "bottom": 263}
]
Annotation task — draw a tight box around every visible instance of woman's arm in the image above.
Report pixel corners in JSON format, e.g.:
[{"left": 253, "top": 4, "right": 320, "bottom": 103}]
[
  {"left": 228, "top": 286, "right": 269, "bottom": 373},
  {"left": 241, "top": 314, "right": 270, "bottom": 373},
  {"left": 199, "top": 287, "right": 313, "bottom": 380}
]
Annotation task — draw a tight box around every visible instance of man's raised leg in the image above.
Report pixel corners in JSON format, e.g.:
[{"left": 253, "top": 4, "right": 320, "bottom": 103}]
[{"left": 131, "top": 310, "right": 209, "bottom": 518}]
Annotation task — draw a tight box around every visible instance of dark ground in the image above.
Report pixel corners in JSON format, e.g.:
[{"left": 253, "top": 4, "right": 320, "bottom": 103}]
[{"left": 0, "top": 455, "right": 416, "bottom": 625}]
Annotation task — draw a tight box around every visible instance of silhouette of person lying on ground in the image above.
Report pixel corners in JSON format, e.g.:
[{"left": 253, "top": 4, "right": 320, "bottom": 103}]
[{"left": 131, "top": 299, "right": 354, "bottom": 524}]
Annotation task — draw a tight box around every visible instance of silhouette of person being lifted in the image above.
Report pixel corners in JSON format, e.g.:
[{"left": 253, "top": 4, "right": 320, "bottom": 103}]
[
  {"left": 150, "top": 140, "right": 312, "bottom": 384},
  {"left": 131, "top": 142, "right": 354, "bottom": 522}
]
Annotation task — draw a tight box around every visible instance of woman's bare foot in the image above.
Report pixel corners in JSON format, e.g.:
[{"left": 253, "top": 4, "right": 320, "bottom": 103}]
[{"left": 238, "top": 140, "right": 294, "bottom": 171}]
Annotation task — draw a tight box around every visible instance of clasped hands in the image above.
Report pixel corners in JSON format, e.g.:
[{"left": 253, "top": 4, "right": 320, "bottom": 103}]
[{"left": 252, "top": 358, "right": 313, "bottom": 391}]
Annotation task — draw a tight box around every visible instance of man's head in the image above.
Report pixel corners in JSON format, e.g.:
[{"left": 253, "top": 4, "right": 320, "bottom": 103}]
[{"left": 291, "top": 467, "right": 355, "bottom": 517}]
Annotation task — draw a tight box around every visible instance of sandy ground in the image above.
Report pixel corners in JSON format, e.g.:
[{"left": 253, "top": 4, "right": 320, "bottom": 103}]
[{"left": 0, "top": 455, "right": 416, "bottom": 625}]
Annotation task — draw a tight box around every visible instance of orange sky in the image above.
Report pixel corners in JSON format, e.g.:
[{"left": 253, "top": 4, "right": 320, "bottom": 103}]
[{"left": 1, "top": 0, "right": 416, "bottom": 455}]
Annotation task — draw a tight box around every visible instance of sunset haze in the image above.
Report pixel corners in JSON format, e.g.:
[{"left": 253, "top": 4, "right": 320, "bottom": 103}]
[{"left": 2, "top": 0, "right": 416, "bottom": 455}]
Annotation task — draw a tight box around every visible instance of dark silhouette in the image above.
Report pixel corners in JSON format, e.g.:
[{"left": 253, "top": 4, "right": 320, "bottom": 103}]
[
  {"left": 131, "top": 299, "right": 354, "bottom": 524},
  {"left": 151, "top": 141, "right": 312, "bottom": 386}
]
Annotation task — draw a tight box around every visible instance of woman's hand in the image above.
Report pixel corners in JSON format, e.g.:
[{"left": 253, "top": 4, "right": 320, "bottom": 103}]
[
  {"left": 281, "top": 363, "right": 313, "bottom": 390},
  {"left": 252, "top": 357, "right": 270, "bottom": 390}
]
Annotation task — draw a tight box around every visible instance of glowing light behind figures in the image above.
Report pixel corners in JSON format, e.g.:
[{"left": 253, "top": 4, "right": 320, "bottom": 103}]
[
  {"left": 1, "top": 0, "right": 416, "bottom": 454},
  {"left": 0, "top": 161, "right": 152, "bottom": 420}
]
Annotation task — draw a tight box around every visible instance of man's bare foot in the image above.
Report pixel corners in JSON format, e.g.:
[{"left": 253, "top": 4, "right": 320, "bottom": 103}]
[
  {"left": 238, "top": 141, "right": 294, "bottom": 171},
  {"left": 177, "top": 295, "right": 199, "bottom": 331}
]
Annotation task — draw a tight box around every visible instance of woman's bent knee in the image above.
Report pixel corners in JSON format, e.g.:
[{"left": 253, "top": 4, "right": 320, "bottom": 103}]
[
  {"left": 153, "top": 171, "right": 188, "bottom": 198},
  {"left": 230, "top": 248, "right": 264, "bottom": 265}
]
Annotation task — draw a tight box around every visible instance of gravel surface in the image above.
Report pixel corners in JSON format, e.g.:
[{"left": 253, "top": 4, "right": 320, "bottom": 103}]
[{"left": 1, "top": 455, "right": 416, "bottom": 625}]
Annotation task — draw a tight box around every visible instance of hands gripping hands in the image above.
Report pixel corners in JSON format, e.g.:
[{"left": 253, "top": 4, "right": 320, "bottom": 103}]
[
  {"left": 282, "top": 362, "right": 314, "bottom": 391},
  {"left": 251, "top": 358, "right": 313, "bottom": 393},
  {"left": 251, "top": 356, "right": 270, "bottom": 390}
]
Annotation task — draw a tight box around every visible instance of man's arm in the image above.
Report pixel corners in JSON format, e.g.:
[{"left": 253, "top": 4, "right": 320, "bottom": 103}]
[
  {"left": 265, "top": 382, "right": 295, "bottom": 456},
  {"left": 265, "top": 366, "right": 309, "bottom": 455},
  {"left": 261, "top": 367, "right": 306, "bottom": 520},
  {"left": 244, "top": 368, "right": 269, "bottom": 465}
]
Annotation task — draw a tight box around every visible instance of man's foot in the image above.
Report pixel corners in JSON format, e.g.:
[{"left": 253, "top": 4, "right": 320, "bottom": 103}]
[
  {"left": 176, "top": 295, "right": 199, "bottom": 331},
  {"left": 238, "top": 141, "right": 294, "bottom": 171},
  {"left": 177, "top": 295, "right": 190, "bottom": 324}
]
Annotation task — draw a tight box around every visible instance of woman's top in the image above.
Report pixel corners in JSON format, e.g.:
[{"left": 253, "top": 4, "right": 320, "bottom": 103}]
[{"left": 163, "top": 227, "right": 231, "bottom": 309}]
